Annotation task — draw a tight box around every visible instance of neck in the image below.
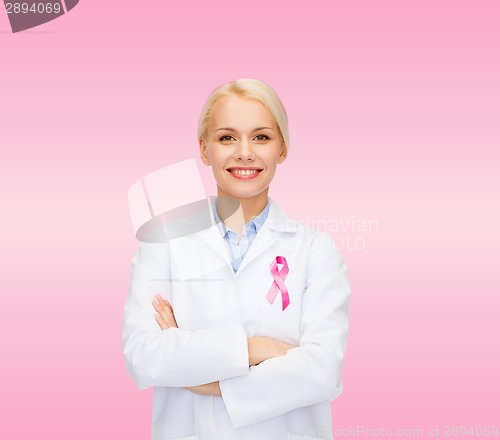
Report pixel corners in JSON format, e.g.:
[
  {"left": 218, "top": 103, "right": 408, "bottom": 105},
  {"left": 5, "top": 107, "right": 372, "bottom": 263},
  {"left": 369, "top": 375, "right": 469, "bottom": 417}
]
[{"left": 216, "top": 188, "right": 269, "bottom": 235}]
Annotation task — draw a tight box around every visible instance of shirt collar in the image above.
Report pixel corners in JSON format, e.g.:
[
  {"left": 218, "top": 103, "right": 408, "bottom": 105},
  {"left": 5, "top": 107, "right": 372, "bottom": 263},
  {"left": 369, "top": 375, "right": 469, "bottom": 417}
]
[{"left": 213, "top": 198, "right": 270, "bottom": 238}]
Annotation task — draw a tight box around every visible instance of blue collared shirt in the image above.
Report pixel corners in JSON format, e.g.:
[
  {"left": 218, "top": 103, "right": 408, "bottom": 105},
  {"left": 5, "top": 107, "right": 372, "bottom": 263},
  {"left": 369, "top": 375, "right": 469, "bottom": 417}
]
[{"left": 214, "top": 199, "right": 270, "bottom": 273}]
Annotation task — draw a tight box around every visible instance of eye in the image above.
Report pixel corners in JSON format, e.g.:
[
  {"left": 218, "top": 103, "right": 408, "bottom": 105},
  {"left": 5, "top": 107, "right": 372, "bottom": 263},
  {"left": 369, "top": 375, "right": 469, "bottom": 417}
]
[
  {"left": 254, "top": 134, "right": 270, "bottom": 141},
  {"left": 219, "top": 135, "right": 234, "bottom": 142}
]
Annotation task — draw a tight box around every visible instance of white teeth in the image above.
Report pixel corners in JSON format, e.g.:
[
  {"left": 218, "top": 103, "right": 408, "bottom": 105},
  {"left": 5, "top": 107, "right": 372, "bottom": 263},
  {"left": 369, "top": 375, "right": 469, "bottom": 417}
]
[{"left": 230, "top": 169, "right": 260, "bottom": 175}]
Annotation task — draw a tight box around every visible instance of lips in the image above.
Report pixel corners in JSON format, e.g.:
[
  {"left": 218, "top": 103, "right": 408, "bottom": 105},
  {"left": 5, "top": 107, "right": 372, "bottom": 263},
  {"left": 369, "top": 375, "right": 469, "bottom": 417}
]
[{"left": 226, "top": 167, "right": 263, "bottom": 179}]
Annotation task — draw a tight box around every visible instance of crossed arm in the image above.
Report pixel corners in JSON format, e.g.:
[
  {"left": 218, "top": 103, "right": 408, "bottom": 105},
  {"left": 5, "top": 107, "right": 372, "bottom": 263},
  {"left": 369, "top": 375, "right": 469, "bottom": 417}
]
[
  {"left": 124, "top": 237, "right": 349, "bottom": 428},
  {"left": 152, "top": 292, "right": 297, "bottom": 397}
]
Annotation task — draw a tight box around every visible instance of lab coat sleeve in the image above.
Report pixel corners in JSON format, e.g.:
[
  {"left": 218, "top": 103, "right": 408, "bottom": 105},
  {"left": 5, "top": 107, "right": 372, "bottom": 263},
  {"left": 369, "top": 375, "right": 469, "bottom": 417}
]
[
  {"left": 122, "top": 240, "right": 249, "bottom": 389},
  {"left": 219, "top": 231, "right": 350, "bottom": 428}
]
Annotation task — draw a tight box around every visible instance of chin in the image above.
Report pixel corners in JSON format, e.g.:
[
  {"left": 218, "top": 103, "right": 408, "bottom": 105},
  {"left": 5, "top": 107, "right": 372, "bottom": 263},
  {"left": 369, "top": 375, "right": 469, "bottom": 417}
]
[{"left": 219, "top": 187, "right": 268, "bottom": 201}]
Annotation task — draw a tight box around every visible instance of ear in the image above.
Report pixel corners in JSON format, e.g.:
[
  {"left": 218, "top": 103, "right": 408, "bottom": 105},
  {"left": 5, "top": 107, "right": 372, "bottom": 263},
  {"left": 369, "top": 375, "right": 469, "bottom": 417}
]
[
  {"left": 277, "top": 141, "right": 287, "bottom": 164},
  {"left": 199, "top": 139, "right": 211, "bottom": 166}
]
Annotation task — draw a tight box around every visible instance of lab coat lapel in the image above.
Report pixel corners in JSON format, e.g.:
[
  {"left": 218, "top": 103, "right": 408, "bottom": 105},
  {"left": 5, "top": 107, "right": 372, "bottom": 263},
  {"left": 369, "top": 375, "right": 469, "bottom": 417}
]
[
  {"left": 236, "top": 197, "right": 297, "bottom": 275},
  {"left": 193, "top": 196, "right": 233, "bottom": 275},
  {"left": 170, "top": 224, "right": 232, "bottom": 281},
  {"left": 236, "top": 223, "right": 275, "bottom": 274},
  {"left": 196, "top": 196, "right": 297, "bottom": 277},
  {"left": 197, "top": 224, "right": 233, "bottom": 273}
]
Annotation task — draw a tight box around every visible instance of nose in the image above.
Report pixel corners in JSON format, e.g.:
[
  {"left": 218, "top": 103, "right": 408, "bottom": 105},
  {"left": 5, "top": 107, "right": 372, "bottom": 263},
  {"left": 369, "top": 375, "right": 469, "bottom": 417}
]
[{"left": 234, "top": 139, "right": 255, "bottom": 161}]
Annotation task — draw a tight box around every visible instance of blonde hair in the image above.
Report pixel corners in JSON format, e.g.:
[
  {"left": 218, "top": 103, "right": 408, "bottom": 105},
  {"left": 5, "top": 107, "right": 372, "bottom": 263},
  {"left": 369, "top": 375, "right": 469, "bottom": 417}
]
[{"left": 198, "top": 78, "right": 290, "bottom": 156}]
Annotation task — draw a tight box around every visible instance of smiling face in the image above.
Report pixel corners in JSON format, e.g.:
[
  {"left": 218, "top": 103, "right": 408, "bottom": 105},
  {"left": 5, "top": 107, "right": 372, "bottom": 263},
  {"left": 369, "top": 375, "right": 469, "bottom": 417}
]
[{"left": 199, "top": 94, "right": 286, "bottom": 204}]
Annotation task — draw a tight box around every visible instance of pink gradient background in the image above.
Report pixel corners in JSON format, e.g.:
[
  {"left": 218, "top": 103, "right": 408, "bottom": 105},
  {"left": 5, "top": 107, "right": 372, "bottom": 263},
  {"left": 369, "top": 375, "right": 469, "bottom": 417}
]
[{"left": 1, "top": 1, "right": 499, "bottom": 438}]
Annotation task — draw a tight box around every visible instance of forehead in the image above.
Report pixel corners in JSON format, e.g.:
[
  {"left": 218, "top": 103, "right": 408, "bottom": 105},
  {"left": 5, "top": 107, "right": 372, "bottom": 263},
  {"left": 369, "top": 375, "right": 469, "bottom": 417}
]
[{"left": 209, "top": 95, "right": 277, "bottom": 130}]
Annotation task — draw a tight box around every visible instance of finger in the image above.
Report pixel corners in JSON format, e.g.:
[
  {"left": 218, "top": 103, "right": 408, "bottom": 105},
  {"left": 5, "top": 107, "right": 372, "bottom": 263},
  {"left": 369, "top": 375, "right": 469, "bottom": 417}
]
[
  {"left": 152, "top": 298, "right": 160, "bottom": 310},
  {"left": 153, "top": 296, "right": 178, "bottom": 328},
  {"left": 154, "top": 293, "right": 169, "bottom": 307},
  {"left": 185, "top": 385, "right": 202, "bottom": 394},
  {"left": 155, "top": 294, "right": 178, "bottom": 328},
  {"left": 155, "top": 312, "right": 169, "bottom": 330},
  {"left": 152, "top": 301, "right": 170, "bottom": 324},
  {"left": 152, "top": 298, "right": 165, "bottom": 313},
  {"left": 157, "top": 294, "right": 173, "bottom": 310},
  {"left": 153, "top": 295, "right": 170, "bottom": 313},
  {"left": 164, "top": 309, "right": 178, "bottom": 328},
  {"left": 152, "top": 297, "right": 171, "bottom": 323}
]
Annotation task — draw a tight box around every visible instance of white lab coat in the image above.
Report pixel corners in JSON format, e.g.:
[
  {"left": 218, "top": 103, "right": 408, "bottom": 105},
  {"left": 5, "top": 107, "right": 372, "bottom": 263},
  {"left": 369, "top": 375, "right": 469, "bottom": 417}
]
[{"left": 122, "top": 196, "right": 350, "bottom": 440}]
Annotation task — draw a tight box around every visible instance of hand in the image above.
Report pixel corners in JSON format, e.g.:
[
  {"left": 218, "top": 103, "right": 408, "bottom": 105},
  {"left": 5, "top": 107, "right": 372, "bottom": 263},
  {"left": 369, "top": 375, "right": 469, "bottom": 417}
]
[
  {"left": 248, "top": 336, "right": 297, "bottom": 366},
  {"left": 185, "top": 381, "right": 221, "bottom": 397},
  {"left": 152, "top": 293, "right": 178, "bottom": 330}
]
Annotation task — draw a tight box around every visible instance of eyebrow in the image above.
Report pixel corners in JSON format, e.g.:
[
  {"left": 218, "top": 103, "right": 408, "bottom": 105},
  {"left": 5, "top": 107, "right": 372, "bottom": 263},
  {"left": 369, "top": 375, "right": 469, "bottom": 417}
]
[{"left": 215, "top": 126, "right": 275, "bottom": 133}]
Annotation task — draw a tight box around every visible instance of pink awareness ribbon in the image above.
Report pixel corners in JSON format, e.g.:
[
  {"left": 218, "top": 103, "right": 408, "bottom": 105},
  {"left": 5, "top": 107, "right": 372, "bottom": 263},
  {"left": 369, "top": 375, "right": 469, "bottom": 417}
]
[{"left": 266, "top": 256, "right": 290, "bottom": 311}]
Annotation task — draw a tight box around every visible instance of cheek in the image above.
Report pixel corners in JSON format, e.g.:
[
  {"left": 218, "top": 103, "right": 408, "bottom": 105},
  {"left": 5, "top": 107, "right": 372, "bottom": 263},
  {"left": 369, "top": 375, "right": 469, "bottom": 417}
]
[
  {"left": 263, "top": 150, "right": 282, "bottom": 166},
  {"left": 208, "top": 147, "right": 229, "bottom": 167}
]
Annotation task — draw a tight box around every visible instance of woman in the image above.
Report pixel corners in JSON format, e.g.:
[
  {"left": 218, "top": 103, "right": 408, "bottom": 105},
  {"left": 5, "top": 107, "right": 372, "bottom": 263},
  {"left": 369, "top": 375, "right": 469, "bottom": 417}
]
[{"left": 123, "top": 78, "right": 350, "bottom": 440}]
